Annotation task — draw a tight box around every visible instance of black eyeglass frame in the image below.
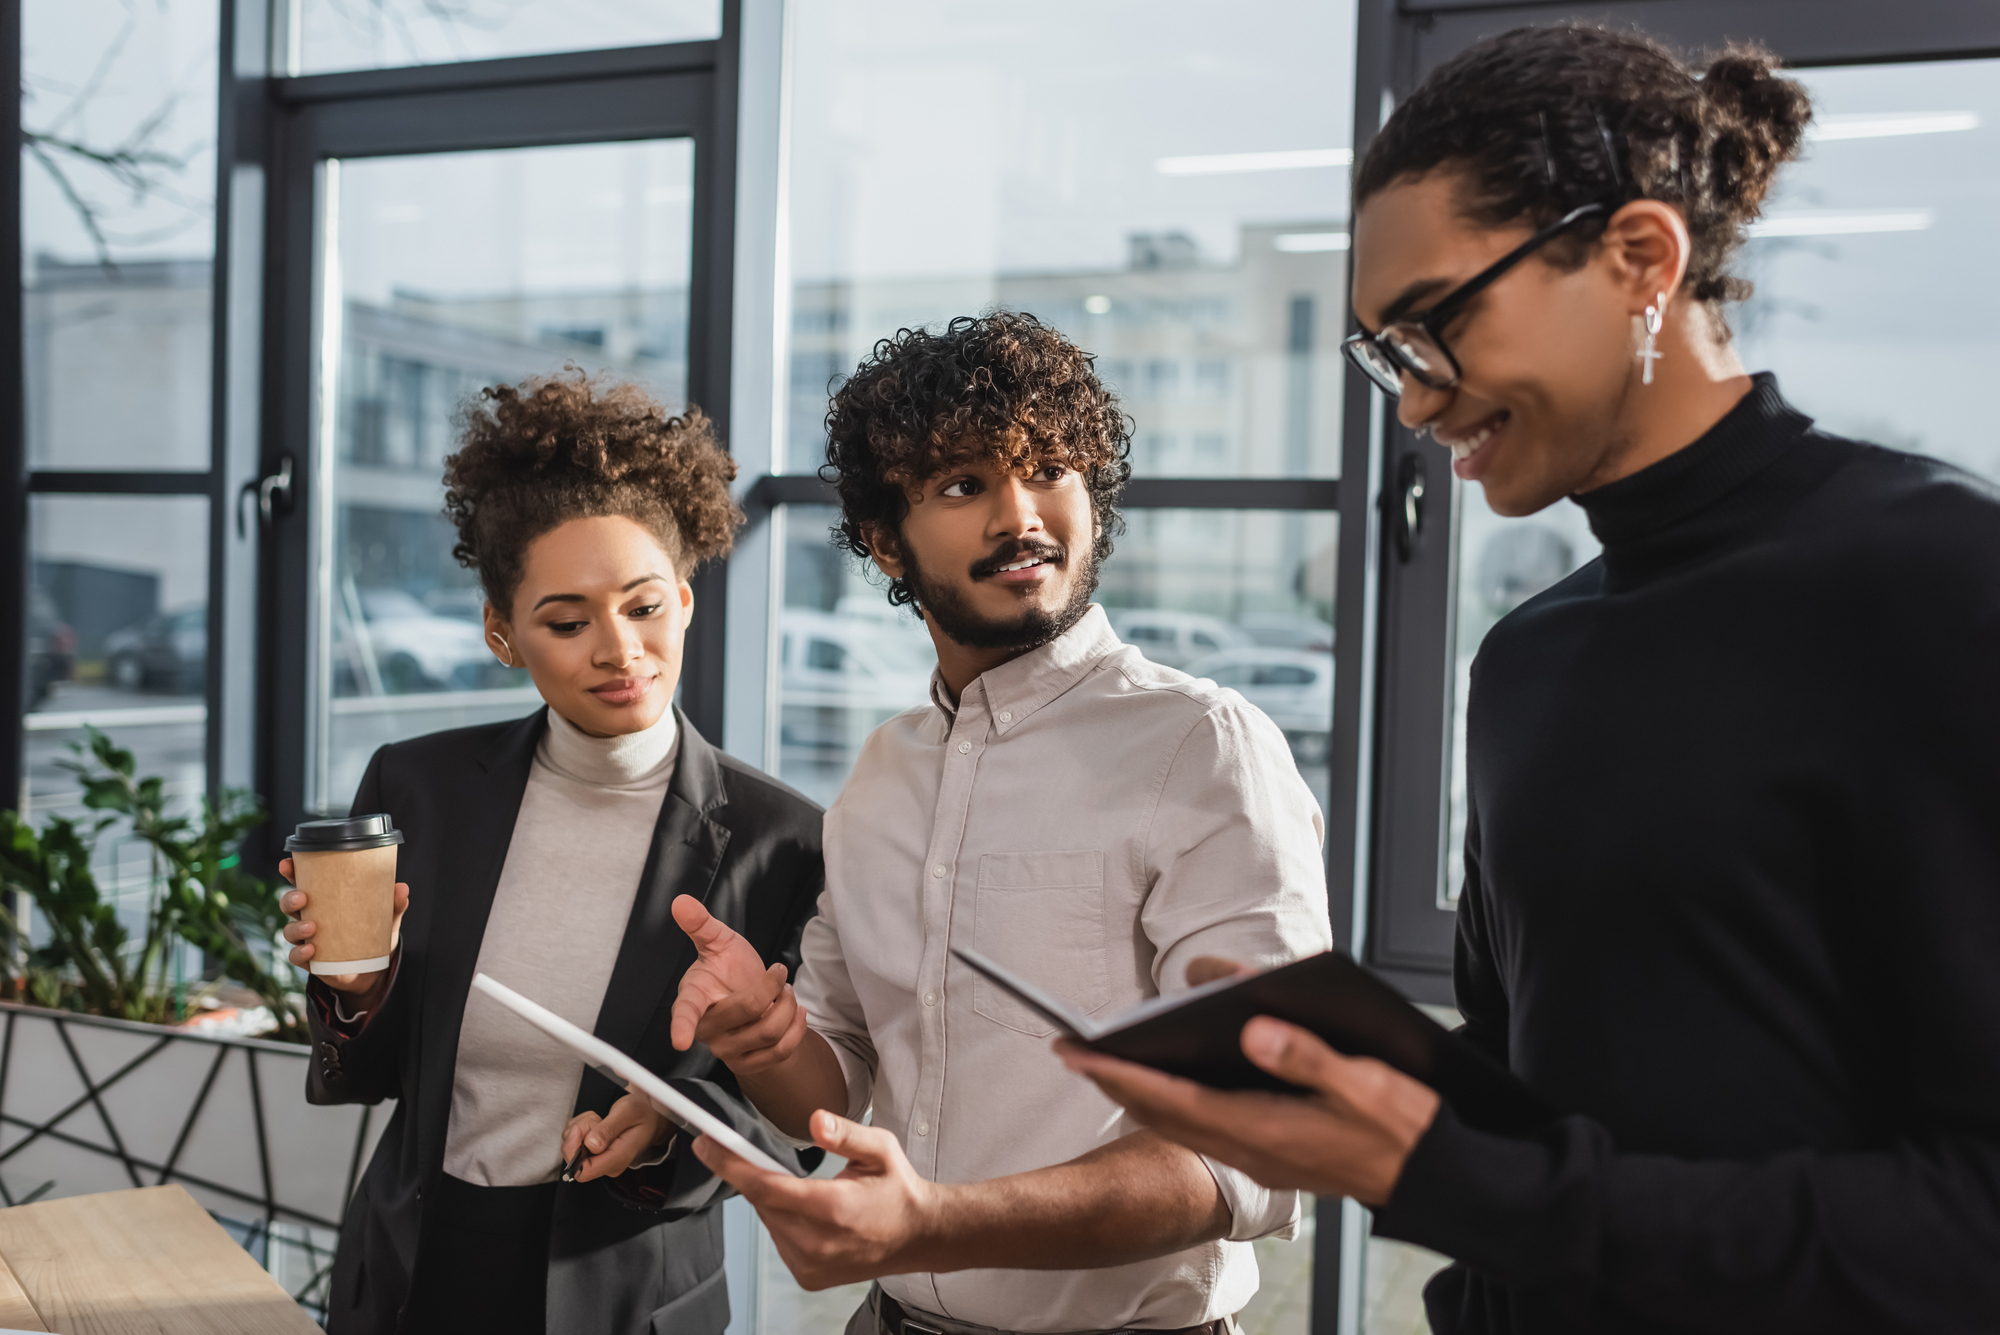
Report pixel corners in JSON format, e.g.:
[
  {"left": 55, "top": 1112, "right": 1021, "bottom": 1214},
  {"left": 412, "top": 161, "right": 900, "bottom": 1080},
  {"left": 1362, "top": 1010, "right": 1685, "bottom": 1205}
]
[{"left": 1342, "top": 202, "right": 1609, "bottom": 396}]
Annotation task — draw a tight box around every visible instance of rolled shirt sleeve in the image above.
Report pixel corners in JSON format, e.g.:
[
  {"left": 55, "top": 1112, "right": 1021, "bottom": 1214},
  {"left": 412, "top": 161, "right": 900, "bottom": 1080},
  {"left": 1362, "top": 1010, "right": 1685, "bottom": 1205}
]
[
  {"left": 1143, "top": 699, "right": 1334, "bottom": 1243},
  {"left": 790, "top": 883, "right": 879, "bottom": 1140}
]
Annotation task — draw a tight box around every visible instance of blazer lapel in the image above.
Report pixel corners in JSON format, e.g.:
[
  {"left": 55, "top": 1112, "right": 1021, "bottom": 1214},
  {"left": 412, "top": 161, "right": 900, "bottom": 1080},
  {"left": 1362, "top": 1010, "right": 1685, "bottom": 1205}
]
[
  {"left": 415, "top": 707, "right": 544, "bottom": 1175},
  {"left": 589, "top": 708, "right": 731, "bottom": 1068}
]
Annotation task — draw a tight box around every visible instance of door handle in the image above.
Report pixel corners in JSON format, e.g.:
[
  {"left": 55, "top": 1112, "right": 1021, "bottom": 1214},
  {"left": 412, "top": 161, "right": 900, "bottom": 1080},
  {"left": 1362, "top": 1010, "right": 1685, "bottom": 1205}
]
[
  {"left": 237, "top": 456, "right": 294, "bottom": 538},
  {"left": 1392, "top": 451, "right": 1428, "bottom": 563}
]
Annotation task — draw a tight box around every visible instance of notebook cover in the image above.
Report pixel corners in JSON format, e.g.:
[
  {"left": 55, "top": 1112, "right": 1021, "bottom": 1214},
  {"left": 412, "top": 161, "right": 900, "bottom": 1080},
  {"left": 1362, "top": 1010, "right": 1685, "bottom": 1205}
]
[{"left": 972, "top": 949, "right": 1559, "bottom": 1136}]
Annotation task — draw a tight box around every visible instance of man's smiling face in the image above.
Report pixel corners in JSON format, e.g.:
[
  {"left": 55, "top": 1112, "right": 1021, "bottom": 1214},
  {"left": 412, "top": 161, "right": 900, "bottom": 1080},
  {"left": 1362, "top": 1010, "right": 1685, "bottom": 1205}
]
[
  {"left": 870, "top": 453, "right": 1099, "bottom": 652},
  {"left": 1352, "top": 172, "right": 1640, "bottom": 516}
]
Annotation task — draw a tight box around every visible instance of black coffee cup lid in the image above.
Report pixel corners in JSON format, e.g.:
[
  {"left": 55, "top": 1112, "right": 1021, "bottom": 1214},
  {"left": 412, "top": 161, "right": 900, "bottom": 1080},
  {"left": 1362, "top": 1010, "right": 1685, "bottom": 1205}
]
[{"left": 286, "top": 813, "right": 405, "bottom": 853}]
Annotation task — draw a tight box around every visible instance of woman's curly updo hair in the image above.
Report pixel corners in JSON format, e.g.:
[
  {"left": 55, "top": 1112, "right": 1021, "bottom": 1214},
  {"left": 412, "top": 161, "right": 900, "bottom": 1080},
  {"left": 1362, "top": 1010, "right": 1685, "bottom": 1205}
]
[
  {"left": 821, "top": 310, "right": 1132, "bottom": 609},
  {"left": 443, "top": 369, "right": 741, "bottom": 614},
  {"left": 1356, "top": 24, "right": 1813, "bottom": 309}
]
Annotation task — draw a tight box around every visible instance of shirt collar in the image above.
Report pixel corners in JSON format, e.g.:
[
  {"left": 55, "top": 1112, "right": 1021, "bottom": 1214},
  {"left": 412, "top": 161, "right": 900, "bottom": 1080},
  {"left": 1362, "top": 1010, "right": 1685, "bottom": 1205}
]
[{"left": 928, "top": 603, "right": 1123, "bottom": 733}]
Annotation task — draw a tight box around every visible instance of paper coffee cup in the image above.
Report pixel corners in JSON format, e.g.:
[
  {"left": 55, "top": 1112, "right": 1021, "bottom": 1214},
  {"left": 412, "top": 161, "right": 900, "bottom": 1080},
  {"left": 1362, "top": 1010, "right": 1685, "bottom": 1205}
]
[{"left": 286, "top": 815, "right": 405, "bottom": 976}]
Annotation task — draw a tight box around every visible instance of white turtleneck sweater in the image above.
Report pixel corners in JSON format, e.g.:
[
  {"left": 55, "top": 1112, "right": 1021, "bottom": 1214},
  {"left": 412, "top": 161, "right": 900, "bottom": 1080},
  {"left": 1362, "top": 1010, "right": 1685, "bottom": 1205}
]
[{"left": 443, "top": 706, "right": 679, "bottom": 1187}]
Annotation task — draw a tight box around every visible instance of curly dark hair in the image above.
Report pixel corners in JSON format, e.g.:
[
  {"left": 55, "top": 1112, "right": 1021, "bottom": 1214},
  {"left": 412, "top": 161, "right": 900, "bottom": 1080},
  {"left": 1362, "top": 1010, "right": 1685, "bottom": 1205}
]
[
  {"left": 821, "top": 310, "right": 1132, "bottom": 608},
  {"left": 442, "top": 369, "right": 741, "bottom": 615},
  {"left": 1356, "top": 24, "right": 1813, "bottom": 309}
]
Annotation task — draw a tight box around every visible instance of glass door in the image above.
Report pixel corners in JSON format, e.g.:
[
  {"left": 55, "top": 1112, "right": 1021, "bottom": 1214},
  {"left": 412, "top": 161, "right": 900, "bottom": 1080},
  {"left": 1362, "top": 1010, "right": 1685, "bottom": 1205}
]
[{"left": 308, "top": 139, "right": 697, "bottom": 813}]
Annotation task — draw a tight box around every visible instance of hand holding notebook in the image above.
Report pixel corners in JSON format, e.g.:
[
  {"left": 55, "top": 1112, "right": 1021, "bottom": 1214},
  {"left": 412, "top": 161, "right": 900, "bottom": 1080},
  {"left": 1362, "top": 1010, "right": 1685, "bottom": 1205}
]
[{"left": 952, "top": 946, "right": 1555, "bottom": 1135}]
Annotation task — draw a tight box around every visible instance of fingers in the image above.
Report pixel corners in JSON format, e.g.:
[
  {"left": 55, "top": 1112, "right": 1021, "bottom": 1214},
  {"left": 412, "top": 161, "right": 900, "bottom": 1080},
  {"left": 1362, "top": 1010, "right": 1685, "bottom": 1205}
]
[
  {"left": 672, "top": 894, "right": 744, "bottom": 958},
  {"left": 279, "top": 857, "right": 295, "bottom": 886},
  {"left": 694, "top": 963, "right": 786, "bottom": 1034},
  {"left": 391, "top": 883, "right": 410, "bottom": 919},
  {"left": 1186, "top": 955, "right": 1255, "bottom": 987},
  {"left": 280, "top": 888, "right": 307, "bottom": 920},
  {"left": 575, "top": 1097, "right": 664, "bottom": 1182},
  {"left": 810, "top": 1111, "right": 900, "bottom": 1172},
  {"left": 282, "top": 917, "right": 316, "bottom": 945},
  {"left": 691, "top": 1134, "right": 797, "bottom": 1204},
  {"left": 563, "top": 1112, "right": 599, "bottom": 1161},
  {"left": 584, "top": 1093, "right": 651, "bottom": 1155},
  {"left": 675, "top": 963, "right": 795, "bottom": 1059},
  {"left": 1240, "top": 1017, "right": 1351, "bottom": 1097}
]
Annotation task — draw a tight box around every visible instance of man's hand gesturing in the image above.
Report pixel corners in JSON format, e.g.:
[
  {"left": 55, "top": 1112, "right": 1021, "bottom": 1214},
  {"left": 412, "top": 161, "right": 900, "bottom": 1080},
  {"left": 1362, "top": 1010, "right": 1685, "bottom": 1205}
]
[{"left": 669, "top": 895, "right": 810, "bottom": 1072}]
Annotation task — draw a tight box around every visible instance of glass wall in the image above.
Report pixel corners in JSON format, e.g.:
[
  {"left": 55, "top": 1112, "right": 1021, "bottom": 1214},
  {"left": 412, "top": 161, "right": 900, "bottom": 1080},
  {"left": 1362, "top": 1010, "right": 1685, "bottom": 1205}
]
[
  {"left": 23, "top": 495, "right": 209, "bottom": 964},
  {"left": 22, "top": 0, "right": 218, "bottom": 470},
  {"left": 291, "top": 0, "right": 722, "bottom": 76},
  {"left": 1735, "top": 59, "right": 2000, "bottom": 479},
  {"left": 309, "top": 139, "right": 696, "bottom": 813},
  {"left": 1441, "top": 55, "right": 2000, "bottom": 910},
  {"left": 781, "top": 0, "right": 1354, "bottom": 479},
  {"left": 759, "top": 3, "right": 1355, "bottom": 1330}
]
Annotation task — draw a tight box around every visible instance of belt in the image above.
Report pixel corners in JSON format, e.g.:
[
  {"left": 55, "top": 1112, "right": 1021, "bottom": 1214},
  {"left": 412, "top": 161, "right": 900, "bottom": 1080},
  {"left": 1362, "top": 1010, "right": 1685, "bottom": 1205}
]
[{"left": 878, "top": 1289, "right": 1233, "bottom": 1335}]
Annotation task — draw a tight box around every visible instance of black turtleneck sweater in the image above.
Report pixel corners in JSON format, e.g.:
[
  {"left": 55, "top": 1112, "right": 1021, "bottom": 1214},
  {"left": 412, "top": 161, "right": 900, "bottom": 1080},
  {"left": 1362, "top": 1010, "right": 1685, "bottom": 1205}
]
[{"left": 1373, "top": 376, "right": 2000, "bottom": 1333}]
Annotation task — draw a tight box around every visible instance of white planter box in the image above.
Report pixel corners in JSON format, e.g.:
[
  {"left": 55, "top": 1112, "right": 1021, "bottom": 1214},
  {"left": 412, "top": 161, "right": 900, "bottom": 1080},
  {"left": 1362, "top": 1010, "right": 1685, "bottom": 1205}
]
[{"left": 0, "top": 1000, "right": 389, "bottom": 1321}]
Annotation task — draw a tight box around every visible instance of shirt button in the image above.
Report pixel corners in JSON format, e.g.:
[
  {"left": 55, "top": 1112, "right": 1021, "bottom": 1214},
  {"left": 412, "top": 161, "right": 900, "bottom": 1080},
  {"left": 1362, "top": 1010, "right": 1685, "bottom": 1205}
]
[
  {"left": 917, "top": 1120, "right": 930, "bottom": 1136},
  {"left": 932, "top": 864, "right": 947, "bottom": 878},
  {"left": 956, "top": 740, "right": 971, "bottom": 754},
  {"left": 923, "top": 991, "right": 937, "bottom": 1006},
  {"left": 998, "top": 710, "right": 1013, "bottom": 724}
]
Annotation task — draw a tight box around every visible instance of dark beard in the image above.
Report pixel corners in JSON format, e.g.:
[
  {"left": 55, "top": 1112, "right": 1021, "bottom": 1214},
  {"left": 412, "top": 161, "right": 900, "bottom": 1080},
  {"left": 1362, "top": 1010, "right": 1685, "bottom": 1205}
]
[{"left": 905, "top": 536, "right": 1100, "bottom": 653}]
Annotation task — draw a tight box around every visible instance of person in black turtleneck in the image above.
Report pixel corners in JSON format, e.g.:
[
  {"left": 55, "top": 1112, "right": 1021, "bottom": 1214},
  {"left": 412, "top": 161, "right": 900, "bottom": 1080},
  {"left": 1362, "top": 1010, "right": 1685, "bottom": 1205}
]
[{"left": 1059, "top": 24, "right": 2000, "bottom": 1335}]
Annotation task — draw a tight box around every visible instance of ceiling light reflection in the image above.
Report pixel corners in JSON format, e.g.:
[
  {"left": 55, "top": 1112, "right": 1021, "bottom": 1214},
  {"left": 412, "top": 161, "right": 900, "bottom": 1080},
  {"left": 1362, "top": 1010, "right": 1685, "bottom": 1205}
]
[
  {"left": 1748, "top": 209, "right": 1935, "bottom": 238},
  {"left": 1273, "top": 232, "right": 1351, "bottom": 252},
  {"left": 1809, "top": 112, "right": 1980, "bottom": 141},
  {"left": 1156, "top": 148, "right": 1353, "bottom": 176}
]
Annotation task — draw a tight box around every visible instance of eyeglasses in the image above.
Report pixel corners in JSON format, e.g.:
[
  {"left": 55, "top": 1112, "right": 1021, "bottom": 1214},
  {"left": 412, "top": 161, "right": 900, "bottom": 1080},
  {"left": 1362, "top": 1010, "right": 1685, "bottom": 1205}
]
[{"left": 1342, "top": 203, "right": 1608, "bottom": 398}]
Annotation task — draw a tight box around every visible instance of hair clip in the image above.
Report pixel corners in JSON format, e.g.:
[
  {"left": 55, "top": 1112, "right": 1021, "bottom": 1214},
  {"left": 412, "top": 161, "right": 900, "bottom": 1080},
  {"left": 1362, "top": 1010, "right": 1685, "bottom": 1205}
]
[
  {"left": 1538, "top": 111, "right": 1559, "bottom": 185},
  {"left": 1591, "top": 105, "right": 1626, "bottom": 189}
]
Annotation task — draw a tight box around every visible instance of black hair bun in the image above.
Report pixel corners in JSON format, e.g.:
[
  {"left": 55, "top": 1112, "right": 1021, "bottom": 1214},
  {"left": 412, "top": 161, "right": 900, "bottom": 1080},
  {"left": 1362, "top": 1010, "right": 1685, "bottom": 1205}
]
[{"left": 1699, "top": 44, "right": 1815, "bottom": 220}]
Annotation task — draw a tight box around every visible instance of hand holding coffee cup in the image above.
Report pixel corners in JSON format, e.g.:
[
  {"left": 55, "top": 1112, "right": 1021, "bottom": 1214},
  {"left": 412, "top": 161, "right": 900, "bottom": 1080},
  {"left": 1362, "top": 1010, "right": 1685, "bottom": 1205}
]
[{"left": 279, "top": 816, "right": 409, "bottom": 998}]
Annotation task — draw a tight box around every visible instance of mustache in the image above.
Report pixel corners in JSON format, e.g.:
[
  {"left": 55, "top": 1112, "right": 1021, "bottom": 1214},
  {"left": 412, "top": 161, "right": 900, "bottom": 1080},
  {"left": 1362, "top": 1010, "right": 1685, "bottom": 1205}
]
[{"left": 969, "top": 537, "right": 1067, "bottom": 580}]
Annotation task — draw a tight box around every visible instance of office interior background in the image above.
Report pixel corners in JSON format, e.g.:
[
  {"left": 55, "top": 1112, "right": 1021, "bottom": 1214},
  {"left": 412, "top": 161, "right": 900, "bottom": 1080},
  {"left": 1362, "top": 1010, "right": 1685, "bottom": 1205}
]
[{"left": 1, "top": 0, "right": 1995, "bottom": 1331}]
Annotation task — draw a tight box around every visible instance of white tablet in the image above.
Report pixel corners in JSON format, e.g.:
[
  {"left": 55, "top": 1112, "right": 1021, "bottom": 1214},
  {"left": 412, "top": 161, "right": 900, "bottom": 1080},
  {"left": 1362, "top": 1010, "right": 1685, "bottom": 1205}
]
[{"left": 471, "top": 972, "right": 800, "bottom": 1177}]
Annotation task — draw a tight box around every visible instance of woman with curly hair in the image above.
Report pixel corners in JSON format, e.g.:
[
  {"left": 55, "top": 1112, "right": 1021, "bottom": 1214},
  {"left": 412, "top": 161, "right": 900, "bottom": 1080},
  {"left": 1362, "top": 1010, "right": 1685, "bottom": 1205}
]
[{"left": 276, "top": 371, "right": 824, "bottom": 1335}]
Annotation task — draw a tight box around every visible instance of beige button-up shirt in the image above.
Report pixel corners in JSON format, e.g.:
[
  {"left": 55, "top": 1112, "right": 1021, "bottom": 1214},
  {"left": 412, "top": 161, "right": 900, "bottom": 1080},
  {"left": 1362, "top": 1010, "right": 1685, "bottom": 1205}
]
[{"left": 794, "top": 605, "right": 1333, "bottom": 1330}]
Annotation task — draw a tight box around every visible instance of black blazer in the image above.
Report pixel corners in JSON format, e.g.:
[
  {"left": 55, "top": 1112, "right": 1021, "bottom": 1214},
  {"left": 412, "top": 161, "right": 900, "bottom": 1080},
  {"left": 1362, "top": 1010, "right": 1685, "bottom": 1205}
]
[{"left": 306, "top": 706, "right": 824, "bottom": 1335}]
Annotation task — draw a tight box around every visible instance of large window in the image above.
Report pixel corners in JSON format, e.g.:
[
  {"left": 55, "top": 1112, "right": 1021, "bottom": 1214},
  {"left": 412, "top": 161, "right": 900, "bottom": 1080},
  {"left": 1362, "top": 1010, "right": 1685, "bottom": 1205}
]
[
  {"left": 747, "top": 2, "right": 1356, "bottom": 1330},
  {"left": 307, "top": 139, "right": 696, "bottom": 813},
  {"left": 17, "top": 0, "right": 220, "bottom": 874},
  {"left": 767, "top": 0, "right": 1352, "bottom": 801}
]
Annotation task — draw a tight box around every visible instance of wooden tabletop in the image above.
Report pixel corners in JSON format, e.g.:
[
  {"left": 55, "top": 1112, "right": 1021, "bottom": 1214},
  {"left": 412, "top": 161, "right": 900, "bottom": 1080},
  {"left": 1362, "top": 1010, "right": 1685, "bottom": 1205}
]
[{"left": 0, "top": 1186, "right": 322, "bottom": 1334}]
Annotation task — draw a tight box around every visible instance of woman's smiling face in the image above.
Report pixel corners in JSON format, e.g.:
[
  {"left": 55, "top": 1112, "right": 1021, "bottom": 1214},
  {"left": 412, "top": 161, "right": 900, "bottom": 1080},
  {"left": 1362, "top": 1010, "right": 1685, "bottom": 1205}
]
[{"left": 484, "top": 514, "right": 692, "bottom": 737}]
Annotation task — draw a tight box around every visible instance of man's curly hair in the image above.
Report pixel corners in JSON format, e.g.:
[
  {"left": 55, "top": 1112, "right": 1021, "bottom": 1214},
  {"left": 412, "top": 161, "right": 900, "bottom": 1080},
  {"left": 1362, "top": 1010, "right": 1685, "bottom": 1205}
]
[
  {"left": 443, "top": 369, "right": 741, "bottom": 614},
  {"left": 821, "top": 311, "right": 1132, "bottom": 608}
]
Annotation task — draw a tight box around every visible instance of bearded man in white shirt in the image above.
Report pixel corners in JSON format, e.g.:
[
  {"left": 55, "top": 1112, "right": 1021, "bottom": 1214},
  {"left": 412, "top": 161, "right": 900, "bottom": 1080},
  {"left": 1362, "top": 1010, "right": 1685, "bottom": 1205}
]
[{"left": 670, "top": 311, "right": 1332, "bottom": 1334}]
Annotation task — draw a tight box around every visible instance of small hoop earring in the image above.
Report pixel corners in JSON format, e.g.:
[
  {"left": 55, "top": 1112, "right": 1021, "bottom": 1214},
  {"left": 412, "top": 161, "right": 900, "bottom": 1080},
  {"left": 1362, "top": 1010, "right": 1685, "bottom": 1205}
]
[
  {"left": 487, "top": 632, "right": 515, "bottom": 668},
  {"left": 1638, "top": 292, "right": 1666, "bottom": 385}
]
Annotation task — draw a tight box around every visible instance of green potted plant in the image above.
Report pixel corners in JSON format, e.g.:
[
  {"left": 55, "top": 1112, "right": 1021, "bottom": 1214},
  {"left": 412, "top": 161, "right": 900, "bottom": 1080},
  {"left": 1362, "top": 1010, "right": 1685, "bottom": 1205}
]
[{"left": 0, "top": 727, "right": 303, "bottom": 1043}]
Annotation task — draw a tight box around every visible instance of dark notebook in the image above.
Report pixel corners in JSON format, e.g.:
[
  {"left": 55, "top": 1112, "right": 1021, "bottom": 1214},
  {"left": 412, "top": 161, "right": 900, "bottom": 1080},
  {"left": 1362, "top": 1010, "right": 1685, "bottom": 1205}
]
[{"left": 952, "top": 946, "right": 1557, "bottom": 1136}]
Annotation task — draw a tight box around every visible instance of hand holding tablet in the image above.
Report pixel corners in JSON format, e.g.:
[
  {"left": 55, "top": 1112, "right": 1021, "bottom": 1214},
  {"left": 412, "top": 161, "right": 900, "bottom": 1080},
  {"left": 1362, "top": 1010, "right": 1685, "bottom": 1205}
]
[{"left": 471, "top": 972, "right": 802, "bottom": 1178}]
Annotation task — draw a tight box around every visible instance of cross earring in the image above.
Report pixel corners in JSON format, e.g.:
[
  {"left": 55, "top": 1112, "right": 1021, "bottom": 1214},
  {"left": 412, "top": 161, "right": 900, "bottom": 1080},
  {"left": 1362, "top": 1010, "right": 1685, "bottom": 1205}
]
[
  {"left": 1639, "top": 294, "right": 1666, "bottom": 385},
  {"left": 488, "top": 632, "right": 515, "bottom": 668}
]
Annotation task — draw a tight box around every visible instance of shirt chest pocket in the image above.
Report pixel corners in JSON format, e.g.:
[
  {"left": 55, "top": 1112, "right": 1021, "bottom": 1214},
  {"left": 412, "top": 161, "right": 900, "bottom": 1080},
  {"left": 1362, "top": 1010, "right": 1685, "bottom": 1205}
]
[{"left": 970, "top": 849, "right": 1109, "bottom": 1037}]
